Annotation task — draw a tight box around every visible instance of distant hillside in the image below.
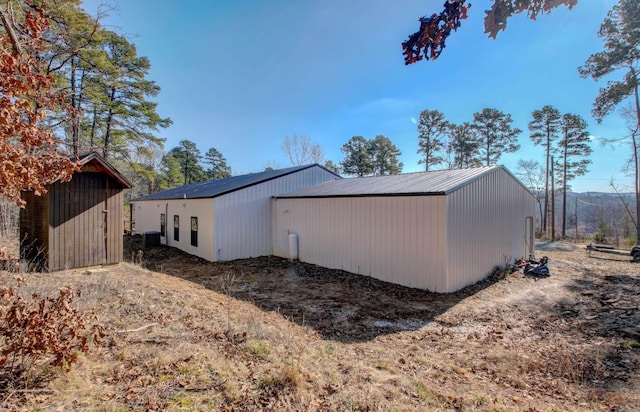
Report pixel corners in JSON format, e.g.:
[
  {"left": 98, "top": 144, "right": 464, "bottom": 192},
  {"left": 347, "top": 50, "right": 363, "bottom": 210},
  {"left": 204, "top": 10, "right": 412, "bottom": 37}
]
[{"left": 543, "top": 192, "right": 636, "bottom": 242}]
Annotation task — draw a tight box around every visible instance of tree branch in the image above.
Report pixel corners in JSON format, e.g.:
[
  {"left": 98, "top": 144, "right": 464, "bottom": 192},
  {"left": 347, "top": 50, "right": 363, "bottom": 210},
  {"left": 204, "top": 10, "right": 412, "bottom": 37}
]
[{"left": 0, "top": 4, "right": 22, "bottom": 57}]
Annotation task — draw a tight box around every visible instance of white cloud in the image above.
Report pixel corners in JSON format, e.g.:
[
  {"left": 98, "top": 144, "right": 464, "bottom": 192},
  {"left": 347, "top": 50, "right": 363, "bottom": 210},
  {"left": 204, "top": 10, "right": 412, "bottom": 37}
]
[{"left": 353, "top": 97, "right": 415, "bottom": 114}]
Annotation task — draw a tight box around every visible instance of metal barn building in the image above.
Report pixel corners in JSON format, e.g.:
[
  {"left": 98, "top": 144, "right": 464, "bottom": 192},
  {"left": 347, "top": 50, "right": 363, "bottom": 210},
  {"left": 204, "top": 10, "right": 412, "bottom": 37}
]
[
  {"left": 272, "top": 166, "right": 535, "bottom": 293},
  {"left": 132, "top": 164, "right": 339, "bottom": 262},
  {"left": 20, "top": 152, "right": 132, "bottom": 271}
]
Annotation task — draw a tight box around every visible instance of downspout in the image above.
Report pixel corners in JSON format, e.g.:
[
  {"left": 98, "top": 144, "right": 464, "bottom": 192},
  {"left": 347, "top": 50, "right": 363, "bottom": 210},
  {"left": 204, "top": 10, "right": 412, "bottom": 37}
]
[{"left": 165, "top": 203, "right": 169, "bottom": 246}]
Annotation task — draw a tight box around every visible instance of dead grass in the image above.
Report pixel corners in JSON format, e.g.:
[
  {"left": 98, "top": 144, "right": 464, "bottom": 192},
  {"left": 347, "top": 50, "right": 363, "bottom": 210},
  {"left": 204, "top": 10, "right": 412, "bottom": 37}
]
[{"left": 0, "top": 238, "right": 639, "bottom": 411}]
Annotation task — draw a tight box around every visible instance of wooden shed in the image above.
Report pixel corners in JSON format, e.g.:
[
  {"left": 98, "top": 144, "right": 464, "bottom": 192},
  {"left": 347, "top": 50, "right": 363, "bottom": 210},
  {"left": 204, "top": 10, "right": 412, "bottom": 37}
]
[{"left": 19, "top": 152, "right": 132, "bottom": 271}]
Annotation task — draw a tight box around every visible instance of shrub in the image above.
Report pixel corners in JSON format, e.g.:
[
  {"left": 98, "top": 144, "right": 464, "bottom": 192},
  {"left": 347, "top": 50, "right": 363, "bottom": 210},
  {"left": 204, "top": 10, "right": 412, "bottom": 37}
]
[
  {"left": 0, "top": 276, "right": 104, "bottom": 388},
  {"left": 593, "top": 232, "right": 607, "bottom": 244}
]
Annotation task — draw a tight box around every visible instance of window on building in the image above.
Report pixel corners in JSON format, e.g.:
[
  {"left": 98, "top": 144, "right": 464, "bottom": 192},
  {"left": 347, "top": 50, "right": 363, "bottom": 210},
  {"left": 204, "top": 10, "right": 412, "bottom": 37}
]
[
  {"left": 190, "top": 217, "right": 198, "bottom": 247},
  {"left": 160, "top": 213, "right": 166, "bottom": 237},
  {"left": 174, "top": 215, "right": 179, "bottom": 241}
]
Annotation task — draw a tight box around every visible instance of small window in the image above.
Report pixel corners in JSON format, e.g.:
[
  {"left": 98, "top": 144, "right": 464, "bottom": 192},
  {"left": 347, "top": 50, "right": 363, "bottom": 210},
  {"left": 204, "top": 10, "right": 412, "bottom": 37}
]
[
  {"left": 173, "top": 215, "right": 179, "bottom": 241},
  {"left": 160, "top": 213, "right": 166, "bottom": 237},
  {"left": 190, "top": 217, "right": 198, "bottom": 247}
]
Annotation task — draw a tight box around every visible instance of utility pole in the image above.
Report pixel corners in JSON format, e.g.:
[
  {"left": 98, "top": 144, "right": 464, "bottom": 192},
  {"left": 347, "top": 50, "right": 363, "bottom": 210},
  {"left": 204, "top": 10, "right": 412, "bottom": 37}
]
[{"left": 575, "top": 196, "right": 578, "bottom": 239}]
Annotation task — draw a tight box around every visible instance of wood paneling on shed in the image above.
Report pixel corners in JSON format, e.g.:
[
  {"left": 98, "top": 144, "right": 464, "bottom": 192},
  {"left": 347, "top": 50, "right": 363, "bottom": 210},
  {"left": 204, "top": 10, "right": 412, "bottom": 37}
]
[{"left": 20, "top": 171, "right": 126, "bottom": 271}]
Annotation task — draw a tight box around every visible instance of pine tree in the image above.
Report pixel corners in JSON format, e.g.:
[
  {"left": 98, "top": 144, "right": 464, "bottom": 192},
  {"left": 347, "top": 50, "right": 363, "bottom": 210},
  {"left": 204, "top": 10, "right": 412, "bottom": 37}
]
[
  {"left": 580, "top": 0, "right": 640, "bottom": 243},
  {"left": 92, "top": 30, "right": 171, "bottom": 159},
  {"left": 471, "top": 108, "right": 521, "bottom": 166},
  {"left": 368, "top": 135, "right": 403, "bottom": 176},
  {"left": 447, "top": 122, "right": 480, "bottom": 169},
  {"left": 204, "top": 147, "right": 232, "bottom": 179},
  {"left": 156, "top": 154, "right": 184, "bottom": 190},
  {"left": 40, "top": 0, "right": 104, "bottom": 157},
  {"left": 417, "top": 109, "right": 448, "bottom": 171},
  {"left": 323, "top": 160, "right": 341, "bottom": 174},
  {"left": 529, "top": 105, "right": 561, "bottom": 234},
  {"left": 558, "top": 113, "right": 592, "bottom": 238},
  {"left": 168, "top": 140, "right": 206, "bottom": 185},
  {"left": 340, "top": 136, "right": 373, "bottom": 177}
]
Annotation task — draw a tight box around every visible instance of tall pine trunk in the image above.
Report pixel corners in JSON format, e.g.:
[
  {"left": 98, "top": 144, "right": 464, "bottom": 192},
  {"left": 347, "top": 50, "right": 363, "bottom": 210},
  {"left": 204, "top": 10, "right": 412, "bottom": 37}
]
[
  {"left": 634, "top": 75, "right": 640, "bottom": 244},
  {"left": 562, "top": 126, "right": 568, "bottom": 238},
  {"left": 70, "top": 57, "right": 79, "bottom": 156},
  {"left": 103, "top": 86, "right": 116, "bottom": 159}
]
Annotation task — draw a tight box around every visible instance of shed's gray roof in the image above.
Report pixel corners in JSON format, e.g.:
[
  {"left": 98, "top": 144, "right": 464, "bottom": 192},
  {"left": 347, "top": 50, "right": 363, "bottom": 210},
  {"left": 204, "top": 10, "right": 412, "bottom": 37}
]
[
  {"left": 132, "top": 164, "right": 339, "bottom": 201},
  {"left": 277, "top": 166, "right": 506, "bottom": 198}
]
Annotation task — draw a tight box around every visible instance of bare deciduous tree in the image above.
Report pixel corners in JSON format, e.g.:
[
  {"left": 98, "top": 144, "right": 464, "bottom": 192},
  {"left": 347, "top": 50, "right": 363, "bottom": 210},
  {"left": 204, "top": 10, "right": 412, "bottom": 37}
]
[{"left": 281, "top": 134, "right": 325, "bottom": 166}]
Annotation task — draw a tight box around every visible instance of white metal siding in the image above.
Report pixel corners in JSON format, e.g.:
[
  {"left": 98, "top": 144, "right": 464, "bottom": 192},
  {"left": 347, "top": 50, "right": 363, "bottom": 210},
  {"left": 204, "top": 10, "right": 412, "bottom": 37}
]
[
  {"left": 131, "top": 199, "right": 215, "bottom": 261},
  {"left": 273, "top": 196, "right": 449, "bottom": 291},
  {"left": 273, "top": 167, "right": 536, "bottom": 293},
  {"left": 445, "top": 168, "right": 536, "bottom": 291},
  {"left": 213, "top": 166, "right": 337, "bottom": 261},
  {"left": 132, "top": 201, "right": 162, "bottom": 236}
]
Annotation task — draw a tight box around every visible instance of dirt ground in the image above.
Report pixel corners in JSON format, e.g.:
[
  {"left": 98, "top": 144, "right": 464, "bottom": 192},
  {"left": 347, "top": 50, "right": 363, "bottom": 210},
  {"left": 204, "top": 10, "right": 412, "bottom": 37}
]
[{"left": 1, "top": 236, "right": 639, "bottom": 411}]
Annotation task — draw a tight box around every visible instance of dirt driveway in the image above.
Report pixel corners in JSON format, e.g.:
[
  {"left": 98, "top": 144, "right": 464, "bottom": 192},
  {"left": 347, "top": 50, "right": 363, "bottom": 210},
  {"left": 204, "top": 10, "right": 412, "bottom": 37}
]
[
  {"left": 131, "top": 236, "right": 640, "bottom": 397},
  {"left": 3, "top": 236, "right": 640, "bottom": 411}
]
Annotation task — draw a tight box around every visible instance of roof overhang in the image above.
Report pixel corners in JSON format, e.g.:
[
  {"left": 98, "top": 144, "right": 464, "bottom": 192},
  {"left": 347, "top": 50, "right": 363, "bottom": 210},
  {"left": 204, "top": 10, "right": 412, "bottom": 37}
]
[{"left": 76, "top": 152, "right": 133, "bottom": 189}]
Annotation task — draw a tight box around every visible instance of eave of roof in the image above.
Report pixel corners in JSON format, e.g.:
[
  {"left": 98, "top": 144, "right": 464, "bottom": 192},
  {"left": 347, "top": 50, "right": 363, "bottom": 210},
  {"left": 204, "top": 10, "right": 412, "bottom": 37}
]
[
  {"left": 131, "top": 163, "right": 340, "bottom": 201},
  {"left": 275, "top": 166, "right": 521, "bottom": 198},
  {"left": 76, "top": 152, "right": 133, "bottom": 188}
]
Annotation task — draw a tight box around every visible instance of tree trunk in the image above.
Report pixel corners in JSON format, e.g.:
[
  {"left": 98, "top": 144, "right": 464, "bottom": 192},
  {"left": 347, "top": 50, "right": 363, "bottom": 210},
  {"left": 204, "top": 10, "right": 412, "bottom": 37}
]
[
  {"left": 70, "top": 57, "right": 79, "bottom": 157},
  {"left": 551, "top": 156, "right": 555, "bottom": 241},
  {"left": 633, "top": 71, "right": 640, "bottom": 244},
  {"left": 562, "top": 127, "right": 568, "bottom": 238},
  {"left": 0, "top": 6, "right": 22, "bottom": 57},
  {"left": 424, "top": 143, "right": 430, "bottom": 172},
  {"left": 485, "top": 139, "right": 490, "bottom": 166},
  {"left": 76, "top": 68, "right": 86, "bottom": 152},
  {"left": 575, "top": 197, "right": 578, "bottom": 239},
  {"left": 634, "top": 129, "right": 639, "bottom": 244},
  {"left": 90, "top": 106, "right": 97, "bottom": 148},
  {"left": 543, "top": 126, "right": 550, "bottom": 235},
  {"left": 104, "top": 86, "right": 116, "bottom": 159}
]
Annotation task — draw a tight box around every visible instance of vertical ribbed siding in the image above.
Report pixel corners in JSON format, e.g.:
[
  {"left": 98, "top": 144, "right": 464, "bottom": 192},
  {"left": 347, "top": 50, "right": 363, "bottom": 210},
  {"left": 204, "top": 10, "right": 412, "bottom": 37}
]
[
  {"left": 213, "top": 166, "right": 337, "bottom": 261},
  {"left": 20, "top": 172, "right": 126, "bottom": 272},
  {"left": 19, "top": 191, "right": 49, "bottom": 269},
  {"left": 273, "top": 167, "right": 536, "bottom": 293},
  {"left": 273, "top": 196, "right": 448, "bottom": 291},
  {"left": 445, "top": 168, "right": 536, "bottom": 291}
]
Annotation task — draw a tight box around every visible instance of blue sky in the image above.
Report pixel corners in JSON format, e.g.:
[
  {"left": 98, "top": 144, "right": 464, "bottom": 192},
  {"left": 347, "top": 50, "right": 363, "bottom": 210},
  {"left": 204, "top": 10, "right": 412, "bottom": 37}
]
[{"left": 81, "top": 0, "right": 631, "bottom": 192}]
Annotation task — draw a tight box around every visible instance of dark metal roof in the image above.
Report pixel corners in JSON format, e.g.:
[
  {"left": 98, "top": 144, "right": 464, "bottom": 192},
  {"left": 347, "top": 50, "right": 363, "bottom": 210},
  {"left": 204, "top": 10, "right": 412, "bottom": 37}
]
[
  {"left": 132, "top": 164, "right": 339, "bottom": 201},
  {"left": 276, "top": 166, "right": 505, "bottom": 198}
]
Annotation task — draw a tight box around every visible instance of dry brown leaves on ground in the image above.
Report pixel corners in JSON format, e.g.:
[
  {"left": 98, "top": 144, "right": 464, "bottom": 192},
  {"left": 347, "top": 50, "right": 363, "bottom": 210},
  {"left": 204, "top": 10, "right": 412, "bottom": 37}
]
[{"left": 0, "top": 237, "right": 639, "bottom": 411}]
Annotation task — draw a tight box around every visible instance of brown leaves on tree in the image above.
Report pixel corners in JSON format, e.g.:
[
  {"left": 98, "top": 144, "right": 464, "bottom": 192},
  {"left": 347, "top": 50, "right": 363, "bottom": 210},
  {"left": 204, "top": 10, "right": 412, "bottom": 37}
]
[
  {"left": 484, "top": 0, "right": 578, "bottom": 38},
  {"left": 0, "top": 1, "right": 78, "bottom": 207},
  {"left": 402, "top": 0, "right": 470, "bottom": 65},
  {"left": 403, "top": 0, "right": 578, "bottom": 64}
]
